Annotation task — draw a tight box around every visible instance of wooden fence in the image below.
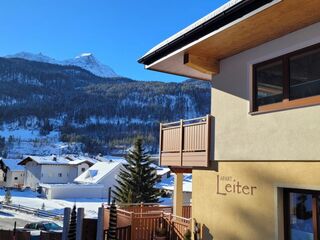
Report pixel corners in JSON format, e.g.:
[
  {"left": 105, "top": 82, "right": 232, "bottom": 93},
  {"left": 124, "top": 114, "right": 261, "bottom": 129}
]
[
  {"left": 40, "top": 231, "right": 62, "bottom": 240},
  {"left": 116, "top": 203, "right": 191, "bottom": 218},
  {"left": 162, "top": 213, "right": 191, "bottom": 240},
  {"left": 2, "top": 203, "right": 64, "bottom": 220},
  {"left": 0, "top": 230, "right": 62, "bottom": 240},
  {"left": 104, "top": 225, "right": 131, "bottom": 240},
  {"left": 104, "top": 204, "right": 191, "bottom": 240},
  {"left": 0, "top": 230, "right": 31, "bottom": 240},
  {"left": 82, "top": 218, "right": 97, "bottom": 240}
]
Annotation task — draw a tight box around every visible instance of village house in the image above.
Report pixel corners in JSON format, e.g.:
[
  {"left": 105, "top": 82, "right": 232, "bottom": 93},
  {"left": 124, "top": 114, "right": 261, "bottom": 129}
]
[
  {"left": 139, "top": 0, "right": 320, "bottom": 239},
  {"left": 0, "top": 158, "right": 25, "bottom": 188},
  {"left": 18, "top": 155, "right": 94, "bottom": 190},
  {"left": 40, "top": 159, "right": 123, "bottom": 199}
]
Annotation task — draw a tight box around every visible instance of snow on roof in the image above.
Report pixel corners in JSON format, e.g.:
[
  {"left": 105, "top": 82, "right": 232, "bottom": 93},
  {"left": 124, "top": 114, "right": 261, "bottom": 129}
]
[
  {"left": 141, "top": 0, "right": 245, "bottom": 59},
  {"left": 156, "top": 174, "right": 192, "bottom": 193},
  {"left": 65, "top": 155, "right": 96, "bottom": 165},
  {"left": 74, "top": 161, "right": 121, "bottom": 184},
  {"left": 150, "top": 163, "right": 170, "bottom": 176},
  {"left": 2, "top": 159, "right": 24, "bottom": 171},
  {"left": 39, "top": 183, "right": 104, "bottom": 189},
  {"left": 97, "top": 155, "right": 126, "bottom": 163},
  {"left": 19, "top": 155, "right": 95, "bottom": 166}
]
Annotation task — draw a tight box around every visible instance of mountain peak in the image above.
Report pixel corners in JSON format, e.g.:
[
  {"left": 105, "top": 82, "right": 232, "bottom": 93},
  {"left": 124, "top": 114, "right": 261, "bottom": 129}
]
[
  {"left": 5, "top": 52, "right": 57, "bottom": 64},
  {"left": 65, "top": 53, "right": 118, "bottom": 78},
  {"left": 4, "top": 52, "right": 119, "bottom": 78},
  {"left": 77, "top": 53, "right": 93, "bottom": 57}
]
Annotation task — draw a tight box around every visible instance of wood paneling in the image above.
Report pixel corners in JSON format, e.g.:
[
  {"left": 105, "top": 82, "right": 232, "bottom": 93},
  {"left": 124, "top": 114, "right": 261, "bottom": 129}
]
[
  {"left": 162, "top": 127, "right": 181, "bottom": 152},
  {"left": 159, "top": 115, "right": 212, "bottom": 168},
  {"left": 182, "top": 152, "right": 208, "bottom": 167},
  {"left": 184, "top": 53, "right": 219, "bottom": 75},
  {"left": 189, "top": 0, "right": 320, "bottom": 60}
]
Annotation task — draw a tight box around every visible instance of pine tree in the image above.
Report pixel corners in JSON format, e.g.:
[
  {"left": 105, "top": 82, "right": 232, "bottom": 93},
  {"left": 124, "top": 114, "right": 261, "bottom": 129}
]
[
  {"left": 113, "top": 138, "right": 160, "bottom": 203},
  {"left": 4, "top": 189, "right": 12, "bottom": 204},
  {"left": 107, "top": 200, "right": 117, "bottom": 240},
  {"left": 41, "top": 203, "right": 45, "bottom": 211},
  {"left": 67, "top": 205, "right": 77, "bottom": 240}
]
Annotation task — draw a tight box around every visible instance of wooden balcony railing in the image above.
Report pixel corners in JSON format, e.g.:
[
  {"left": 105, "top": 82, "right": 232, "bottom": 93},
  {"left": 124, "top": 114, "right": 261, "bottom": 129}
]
[
  {"left": 159, "top": 115, "right": 212, "bottom": 168},
  {"left": 103, "top": 204, "right": 192, "bottom": 240}
]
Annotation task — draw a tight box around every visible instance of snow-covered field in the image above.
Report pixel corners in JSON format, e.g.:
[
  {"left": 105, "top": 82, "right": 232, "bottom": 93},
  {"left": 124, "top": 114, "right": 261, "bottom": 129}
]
[
  {"left": 0, "top": 189, "right": 107, "bottom": 219},
  {"left": 0, "top": 208, "right": 50, "bottom": 230}
]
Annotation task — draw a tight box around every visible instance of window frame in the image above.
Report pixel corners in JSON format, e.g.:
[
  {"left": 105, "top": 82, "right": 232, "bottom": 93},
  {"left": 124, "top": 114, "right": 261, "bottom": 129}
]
[
  {"left": 252, "top": 43, "right": 320, "bottom": 114},
  {"left": 283, "top": 188, "right": 320, "bottom": 240}
]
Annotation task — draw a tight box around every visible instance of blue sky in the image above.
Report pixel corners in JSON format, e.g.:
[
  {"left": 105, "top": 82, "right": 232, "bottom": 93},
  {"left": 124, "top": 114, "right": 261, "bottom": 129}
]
[{"left": 0, "top": 0, "right": 228, "bottom": 82}]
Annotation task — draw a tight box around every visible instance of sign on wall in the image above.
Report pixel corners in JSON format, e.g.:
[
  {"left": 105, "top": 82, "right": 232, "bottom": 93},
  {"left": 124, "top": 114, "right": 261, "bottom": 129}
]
[{"left": 216, "top": 175, "right": 257, "bottom": 196}]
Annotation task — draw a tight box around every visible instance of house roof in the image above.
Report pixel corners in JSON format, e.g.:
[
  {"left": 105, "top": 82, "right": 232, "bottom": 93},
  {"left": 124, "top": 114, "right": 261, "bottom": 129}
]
[
  {"left": 1, "top": 159, "right": 24, "bottom": 171},
  {"left": 64, "top": 155, "right": 96, "bottom": 165},
  {"left": 156, "top": 174, "right": 192, "bottom": 193},
  {"left": 138, "top": 0, "right": 268, "bottom": 65},
  {"left": 18, "top": 155, "right": 95, "bottom": 166},
  {"left": 74, "top": 161, "right": 121, "bottom": 184},
  {"left": 138, "top": 0, "right": 320, "bottom": 80}
]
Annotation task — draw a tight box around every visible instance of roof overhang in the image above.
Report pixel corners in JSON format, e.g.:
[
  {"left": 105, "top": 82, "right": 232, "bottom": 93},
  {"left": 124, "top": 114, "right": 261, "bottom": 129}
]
[
  {"left": 18, "top": 157, "right": 32, "bottom": 165},
  {"left": 139, "top": 0, "right": 320, "bottom": 81}
]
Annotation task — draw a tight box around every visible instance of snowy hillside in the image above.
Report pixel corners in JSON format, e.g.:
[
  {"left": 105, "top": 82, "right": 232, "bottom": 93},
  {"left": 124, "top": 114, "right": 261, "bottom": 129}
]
[
  {"left": 4, "top": 52, "right": 119, "bottom": 78},
  {"left": 0, "top": 55, "right": 210, "bottom": 155}
]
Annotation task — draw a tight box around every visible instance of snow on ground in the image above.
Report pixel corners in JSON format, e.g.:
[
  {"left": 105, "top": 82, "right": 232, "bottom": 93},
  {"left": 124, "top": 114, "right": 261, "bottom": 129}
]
[
  {"left": 0, "top": 189, "right": 106, "bottom": 218},
  {"left": 0, "top": 208, "right": 54, "bottom": 230}
]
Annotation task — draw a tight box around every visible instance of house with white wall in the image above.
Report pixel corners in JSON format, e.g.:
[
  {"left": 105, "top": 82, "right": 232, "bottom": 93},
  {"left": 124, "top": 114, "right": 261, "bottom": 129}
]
[
  {"left": 74, "top": 160, "right": 122, "bottom": 190},
  {"left": 40, "top": 160, "right": 123, "bottom": 199},
  {"left": 18, "top": 155, "right": 95, "bottom": 190},
  {"left": 0, "top": 158, "right": 25, "bottom": 188}
]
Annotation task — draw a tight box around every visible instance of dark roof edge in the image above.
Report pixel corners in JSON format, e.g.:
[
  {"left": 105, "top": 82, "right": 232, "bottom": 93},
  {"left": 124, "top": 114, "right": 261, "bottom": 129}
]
[{"left": 138, "top": 0, "right": 274, "bottom": 65}]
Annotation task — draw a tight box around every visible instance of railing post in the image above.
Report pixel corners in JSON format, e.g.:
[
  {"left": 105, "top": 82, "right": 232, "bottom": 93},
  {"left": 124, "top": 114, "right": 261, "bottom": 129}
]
[
  {"left": 62, "top": 207, "right": 71, "bottom": 240},
  {"left": 180, "top": 119, "right": 184, "bottom": 166},
  {"left": 76, "top": 208, "right": 84, "bottom": 240},
  {"left": 159, "top": 123, "right": 162, "bottom": 166},
  {"left": 96, "top": 207, "right": 104, "bottom": 240},
  {"left": 130, "top": 212, "right": 134, "bottom": 240},
  {"left": 206, "top": 114, "right": 211, "bottom": 164}
]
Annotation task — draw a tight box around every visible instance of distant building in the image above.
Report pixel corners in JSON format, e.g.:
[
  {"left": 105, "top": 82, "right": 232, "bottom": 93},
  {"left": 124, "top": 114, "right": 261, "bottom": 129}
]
[
  {"left": 18, "top": 155, "right": 95, "bottom": 189},
  {"left": 40, "top": 160, "right": 123, "bottom": 199},
  {"left": 150, "top": 164, "right": 171, "bottom": 182},
  {"left": 156, "top": 174, "right": 192, "bottom": 204},
  {"left": 0, "top": 158, "right": 25, "bottom": 188}
]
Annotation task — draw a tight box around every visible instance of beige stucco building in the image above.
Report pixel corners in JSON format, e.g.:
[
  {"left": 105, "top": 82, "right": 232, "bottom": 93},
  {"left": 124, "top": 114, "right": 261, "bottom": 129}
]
[{"left": 139, "top": 0, "right": 320, "bottom": 239}]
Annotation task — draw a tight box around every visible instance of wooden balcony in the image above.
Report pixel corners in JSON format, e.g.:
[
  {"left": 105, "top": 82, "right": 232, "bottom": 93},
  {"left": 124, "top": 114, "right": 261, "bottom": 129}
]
[
  {"left": 159, "top": 115, "right": 212, "bottom": 168},
  {"left": 103, "top": 203, "right": 191, "bottom": 240}
]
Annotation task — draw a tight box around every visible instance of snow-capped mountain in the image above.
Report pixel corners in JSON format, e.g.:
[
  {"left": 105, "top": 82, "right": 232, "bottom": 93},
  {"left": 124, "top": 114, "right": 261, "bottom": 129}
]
[
  {"left": 4, "top": 52, "right": 119, "bottom": 78},
  {"left": 64, "top": 53, "right": 118, "bottom": 78},
  {"left": 5, "top": 52, "right": 58, "bottom": 65}
]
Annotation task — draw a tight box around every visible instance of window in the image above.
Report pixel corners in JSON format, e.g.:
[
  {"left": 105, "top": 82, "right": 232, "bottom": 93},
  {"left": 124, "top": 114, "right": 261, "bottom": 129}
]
[
  {"left": 58, "top": 173, "right": 62, "bottom": 177},
  {"left": 290, "top": 48, "right": 320, "bottom": 100},
  {"left": 284, "top": 188, "right": 320, "bottom": 240},
  {"left": 253, "top": 43, "right": 320, "bottom": 112},
  {"left": 81, "top": 168, "right": 86, "bottom": 172},
  {"left": 255, "top": 59, "right": 283, "bottom": 107},
  {"left": 14, "top": 177, "right": 18, "bottom": 180}
]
